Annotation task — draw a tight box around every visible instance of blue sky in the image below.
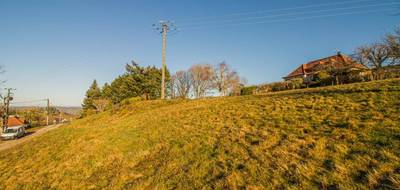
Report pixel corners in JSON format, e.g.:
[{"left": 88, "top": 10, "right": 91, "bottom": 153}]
[{"left": 0, "top": 0, "right": 398, "bottom": 106}]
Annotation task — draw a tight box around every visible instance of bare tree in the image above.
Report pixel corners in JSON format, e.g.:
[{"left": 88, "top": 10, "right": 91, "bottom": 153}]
[
  {"left": 355, "top": 43, "right": 395, "bottom": 80},
  {"left": 174, "top": 70, "right": 192, "bottom": 99},
  {"left": 386, "top": 27, "right": 400, "bottom": 61},
  {"left": 189, "top": 64, "right": 215, "bottom": 98},
  {"left": 0, "top": 66, "right": 7, "bottom": 130},
  {"left": 230, "top": 76, "right": 246, "bottom": 96},
  {"left": 169, "top": 74, "right": 177, "bottom": 99},
  {"left": 93, "top": 98, "right": 110, "bottom": 113},
  {"left": 215, "top": 62, "right": 228, "bottom": 96},
  {"left": 215, "top": 62, "right": 243, "bottom": 96}
]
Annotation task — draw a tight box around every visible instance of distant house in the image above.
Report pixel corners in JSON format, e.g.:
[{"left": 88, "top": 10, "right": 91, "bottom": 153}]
[
  {"left": 7, "top": 115, "right": 28, "bottom": 127},
  {"left": 283, "top": 52, "right": 367, "bottom": 82}
]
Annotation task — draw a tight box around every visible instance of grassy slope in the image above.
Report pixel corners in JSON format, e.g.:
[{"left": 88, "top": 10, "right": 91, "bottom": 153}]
[{"left": 1, "top": 79, "right": 400, "bottom": 189}]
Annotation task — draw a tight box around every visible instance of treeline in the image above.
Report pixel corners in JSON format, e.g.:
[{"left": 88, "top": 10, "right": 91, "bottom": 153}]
[
  {"left": 82, "top": 61, "right": 168, "bottom": 116},
  {"left": 242, "top": 27, "right": 400, "bottom": 95},
  {"left": 82, "top": 61, "right": 244, "bottom": 116}
]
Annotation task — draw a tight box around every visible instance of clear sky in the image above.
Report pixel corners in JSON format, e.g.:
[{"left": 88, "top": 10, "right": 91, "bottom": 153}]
[{"left": 0, "top": 0, "right": 398, "bottom": 106}]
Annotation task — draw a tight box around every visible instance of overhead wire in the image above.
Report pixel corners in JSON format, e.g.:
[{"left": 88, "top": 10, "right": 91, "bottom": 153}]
[
  {"left": 179, "top": 8, "right": 397, "bottom": 30},
  {"left": 172, "top": 0, "right": 388, "bottom": 23},
  {"left": 178, "top": 2, "right": 399, "bottom": 28},
  {"left": 10, "top": 99, "right": 48, "bottom": 105}
]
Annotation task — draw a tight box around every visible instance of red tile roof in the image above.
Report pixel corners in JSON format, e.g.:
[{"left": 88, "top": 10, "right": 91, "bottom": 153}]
[
  {"left": 7, "top": 116, "right": 26, "bottom": 127},
  {"left": 284, "top": 53, "right": 367, "bottom": 79}
]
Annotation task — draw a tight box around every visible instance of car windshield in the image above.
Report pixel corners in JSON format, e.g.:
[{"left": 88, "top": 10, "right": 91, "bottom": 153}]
[{"left": 4, "top": 129, "right": 16, "bottom": 133}]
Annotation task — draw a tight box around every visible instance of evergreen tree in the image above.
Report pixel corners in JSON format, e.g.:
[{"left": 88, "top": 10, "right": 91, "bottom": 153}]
[
  {"left": 101, "top": 82, "right": 112, "bottom": 99},
  {"left": 82, "top": 80, "right": 101, "bottom": 115},
  {"left": 109, "top": 61, "right": 169, "bottom": 103}
]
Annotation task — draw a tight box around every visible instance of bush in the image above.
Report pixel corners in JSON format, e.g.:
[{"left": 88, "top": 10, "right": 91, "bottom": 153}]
[
  {"left": 271, "top": 82, "right": 289, "bottom": 91},
  {"left": 257, "top": 83, "right": 272, "bottom": 93},
  {"left": 288, "top": 78, "right": 304, "bottom": 89},
  {"left": 256, "top": 79, "right": 304, "bottom": 93},
  {"left": 240, "top": 86, "right": 257, "bottom": 95},
  {"left": 316, "top": 71, "right": 334, "bottom": 86},
  {"left": 348, "top": 71, "right": 366, "bottom": 83},
  {"left": 382, "top": 65, "right": 400, "bottom": 79}
]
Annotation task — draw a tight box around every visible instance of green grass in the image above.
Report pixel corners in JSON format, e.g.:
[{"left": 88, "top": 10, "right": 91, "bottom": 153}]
[{"left": 1, "top": 79, "right": 400, "bottom": 189}]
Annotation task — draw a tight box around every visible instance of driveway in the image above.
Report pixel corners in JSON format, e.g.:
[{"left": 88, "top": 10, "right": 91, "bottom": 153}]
[{"left": 0, "top": 124, "right": 62, "bottom": 152}]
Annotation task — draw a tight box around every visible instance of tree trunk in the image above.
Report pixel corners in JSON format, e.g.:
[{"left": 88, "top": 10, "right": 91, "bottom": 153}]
[{"left": 336, "top": 76, "right": 339, "bottom": 85}]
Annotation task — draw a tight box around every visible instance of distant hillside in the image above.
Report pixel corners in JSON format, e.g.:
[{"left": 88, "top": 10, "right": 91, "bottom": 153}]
[
  {"left": 0, "top": 79, "right": 399, "bottom": 189},
  {"left": 11, "top": 106, "right": 82, "bottom": 116},
  {"left": 55, "top": 106, "right": 82, "bottom": 115}
]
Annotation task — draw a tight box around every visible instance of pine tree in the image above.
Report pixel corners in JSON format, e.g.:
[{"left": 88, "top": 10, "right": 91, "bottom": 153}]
[
  {"left": 82, "top": 80, "right": 101, "bottom": 116},
  {"left": 108, "top": 61, "right": 169, "bottom": 103},
  {"left": 101, "top": 82, "right": 112, "bottom": 99}
]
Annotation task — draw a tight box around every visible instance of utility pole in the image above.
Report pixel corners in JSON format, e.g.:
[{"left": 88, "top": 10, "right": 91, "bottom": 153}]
[
  {"left": 161, "top": 23, "right": 167, "bottom": 99},
  {"left": 2, "top": 88, "right": 15, "bottom": 132},
  {"left": 46, "top": 98, "right": 50, "bottom": 126},
  {"left": 59, "top": 111, "right": 62, "bottom": 124},
  {"left": 153, "top": 21, "right": 177, "bottom": 99}
]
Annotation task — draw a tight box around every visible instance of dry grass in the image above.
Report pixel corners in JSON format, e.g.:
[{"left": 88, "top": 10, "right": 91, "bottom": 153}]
[{"left": 0, "top": 79, "right": 400, "bottom": 189}]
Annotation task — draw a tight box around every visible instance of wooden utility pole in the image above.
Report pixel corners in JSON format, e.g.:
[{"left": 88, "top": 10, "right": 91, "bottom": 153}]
[
  {"left": 59, "top": 111, "right": 62, "bottom": 124},
  {"left": 46, "top": 98, "right": 50, "bottom": 126},
  {"left": 154, "top": 21, "right": 177, "bottom": 99},
  {"left": 161, "top": 23, "right": 167, "bottom": 99},
  {"left": 2, "top": 88, "right": 15, "bottom": 132}
]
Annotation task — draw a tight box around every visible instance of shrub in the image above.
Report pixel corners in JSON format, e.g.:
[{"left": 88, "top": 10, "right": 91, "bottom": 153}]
[
  {"left": 288, "top": 78, "right": 304, "bottom": 89},
  {"left": 382, "top": 65, "right": 400, "bottom": 79},
  {"left": 257, "top": 83, "right": 273, "bottom": 93},
  {"left": 256, "top": 79, "right": 303, "bottom": 93},
  {"left": 271, "top": 82, "right": 289, "bottom": 91},
  {"left": 348, "top": 72, "right": 365, "bottom": 83},
  {"left": 316, "top": 71, "right": 334, "bottom": 86},
  {"left": 240, "top": 86, "right": 257, "bottom": 95}
]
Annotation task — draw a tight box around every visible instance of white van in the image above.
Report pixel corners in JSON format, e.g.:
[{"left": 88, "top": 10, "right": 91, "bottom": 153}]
[{"left": 1, "top": 126, "right": 26, "bottom": 140}]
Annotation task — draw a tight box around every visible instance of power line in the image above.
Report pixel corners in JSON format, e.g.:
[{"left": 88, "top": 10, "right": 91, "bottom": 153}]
[
  {"left": 173, "top": 0, "right": 385, "bottom": 23},
  {"left": 180, "top": 8, "right": 396, "bottom": 30},
  {"left": 10, "top": 99, "right": 48, "bottom": 105},
  {"left": 179, "top": 2, "right": 399, "bottom": 28}
]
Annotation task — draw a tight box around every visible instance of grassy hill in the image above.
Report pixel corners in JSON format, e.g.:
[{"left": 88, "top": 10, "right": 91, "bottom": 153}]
[{"left": 1, "top": 79, "right": 400, "bottom": 189}]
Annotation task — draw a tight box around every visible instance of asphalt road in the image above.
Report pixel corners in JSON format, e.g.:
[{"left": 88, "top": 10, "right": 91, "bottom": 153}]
[{"left": 0, "top": 124, "right": 62, "bottom": 152}]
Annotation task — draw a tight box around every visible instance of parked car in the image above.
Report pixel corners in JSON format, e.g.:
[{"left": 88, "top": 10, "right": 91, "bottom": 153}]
[{"left": 1, "top": 125, "right": 26, "bottom": 140}]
